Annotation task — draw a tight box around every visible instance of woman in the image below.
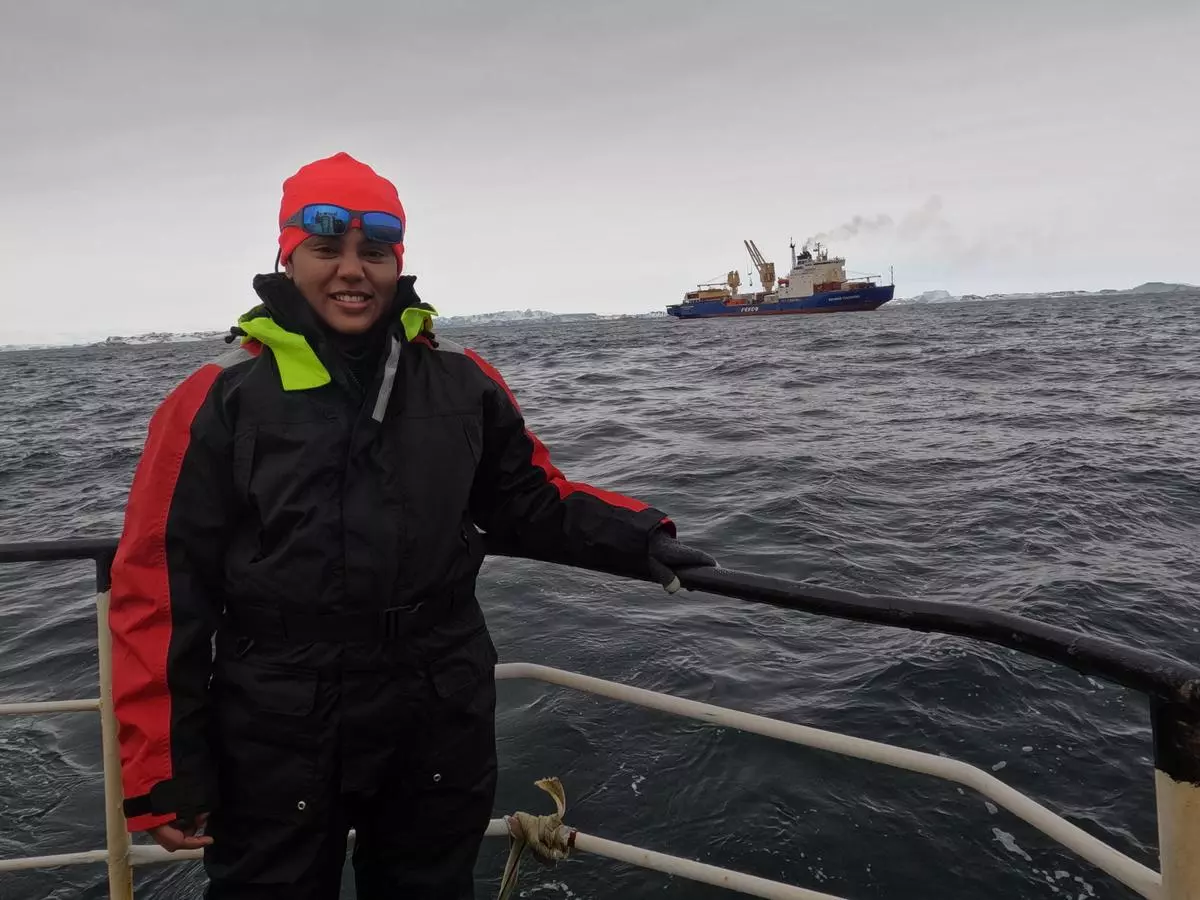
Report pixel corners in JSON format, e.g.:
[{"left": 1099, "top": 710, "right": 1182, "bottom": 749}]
[{"left": 108, "top": 152, "right": 714, "bottom": 899}]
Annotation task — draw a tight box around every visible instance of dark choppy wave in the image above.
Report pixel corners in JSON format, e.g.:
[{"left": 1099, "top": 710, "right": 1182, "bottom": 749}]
[{"left": 1, "top": 292, "right": 1198, "bottom": 898}]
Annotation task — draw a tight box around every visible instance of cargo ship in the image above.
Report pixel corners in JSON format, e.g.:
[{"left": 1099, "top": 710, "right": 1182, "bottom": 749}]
[{"left": 666, "top": 239, "right": 895, "bottom": 319}]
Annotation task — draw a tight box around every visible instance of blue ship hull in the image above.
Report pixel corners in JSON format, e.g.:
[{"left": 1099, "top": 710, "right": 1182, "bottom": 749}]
[{"left": 667, "top": 284, "right": 895, "bottom": 319}]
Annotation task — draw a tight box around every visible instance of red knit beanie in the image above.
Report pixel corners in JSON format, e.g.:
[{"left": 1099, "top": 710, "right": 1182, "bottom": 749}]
[{"left": 277, "top": 152, "right": 407, "bottom": 271}]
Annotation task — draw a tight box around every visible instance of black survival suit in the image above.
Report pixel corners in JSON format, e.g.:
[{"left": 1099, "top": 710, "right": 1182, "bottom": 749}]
[{"left": 109, "top": 273, "right": 687, "bottom": 898}]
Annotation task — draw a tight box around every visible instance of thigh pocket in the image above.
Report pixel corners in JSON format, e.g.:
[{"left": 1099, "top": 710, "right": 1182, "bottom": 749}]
[
  {"left": 210, "top": 656, "right": 324, "bottom": 818},
  {"left": 413, "top": 630, "right": 499, "bottom": 830}
]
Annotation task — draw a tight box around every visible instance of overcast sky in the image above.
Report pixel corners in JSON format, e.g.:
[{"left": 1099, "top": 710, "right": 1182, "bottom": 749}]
[{"left": 2, "top": 0, "right": 1197, "bottom": 344}]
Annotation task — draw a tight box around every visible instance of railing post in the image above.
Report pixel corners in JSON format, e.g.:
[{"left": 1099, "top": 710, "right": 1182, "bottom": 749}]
[
  {"left": 1153, "top": 698, "right": 1200, "bottom": 900},
  {"left": 96, "top": 546, "right": 134, "bottom": 899}
]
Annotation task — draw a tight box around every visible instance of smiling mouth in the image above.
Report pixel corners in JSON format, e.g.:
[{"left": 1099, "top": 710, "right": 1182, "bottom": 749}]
[{"left": 330, "top": 292, "right": 372, "bottom": 306}]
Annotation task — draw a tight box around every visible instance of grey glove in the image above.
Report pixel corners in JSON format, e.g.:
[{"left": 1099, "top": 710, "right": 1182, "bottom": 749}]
[{"left": 647, "top": 528, "right": 717, "bottom": 594}]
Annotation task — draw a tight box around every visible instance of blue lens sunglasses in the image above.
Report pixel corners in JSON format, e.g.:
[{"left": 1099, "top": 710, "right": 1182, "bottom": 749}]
[
  {"left": 282, "top": 203, "right": 405, "bottom": 244},
  {"left": 276, "top": 203, "right": 405, "bottom": 271}
]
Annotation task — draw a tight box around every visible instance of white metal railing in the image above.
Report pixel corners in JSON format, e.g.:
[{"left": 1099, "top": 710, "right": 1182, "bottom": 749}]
[
  {"left": 1, "top": 553, "right": 1195, "bottom": 899},
  {"left": 5, "top": 649, "right": 1162, "bottom": 898},
  {"left": 0, "top": 598, "right": 1165, "bottom": 899},
  {"left": 495, "top": 663, "right": 1162, "bottom": 898}
]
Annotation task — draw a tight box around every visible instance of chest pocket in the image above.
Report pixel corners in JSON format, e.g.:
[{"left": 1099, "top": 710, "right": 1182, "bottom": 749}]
[
  {"left": 382, "top": 408, "right": 482, "bottom": 517},
  {"left": 233, "top": 416, "right": 349, "bottom": 537}
]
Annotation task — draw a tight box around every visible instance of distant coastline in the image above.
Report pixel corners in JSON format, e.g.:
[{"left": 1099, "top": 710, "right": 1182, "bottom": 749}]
[
  {"left": 892, "top": 281, "right": 1198, "bottom": 306},
  {"left": 2, "top": 282, "right": 1195, "bottom": 350}
]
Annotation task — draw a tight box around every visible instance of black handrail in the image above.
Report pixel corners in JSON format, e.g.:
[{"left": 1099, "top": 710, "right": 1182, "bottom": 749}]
[
  {"left": 0, "top": 538, "right": 118, "bottom": 592},
  {"left": 675, "top": 565, "right": 1200, "bottom": 709},
  {"left": 1, "top": 534, "right": 1198, "bottom": 781},
  {"left": 0, "top": 538, "right": 118, "bottom": 565}
]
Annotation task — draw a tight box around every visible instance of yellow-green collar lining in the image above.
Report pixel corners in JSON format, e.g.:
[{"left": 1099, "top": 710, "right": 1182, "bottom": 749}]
[{"left": 236, "top": 302, "right": 438, "bottom": 392}]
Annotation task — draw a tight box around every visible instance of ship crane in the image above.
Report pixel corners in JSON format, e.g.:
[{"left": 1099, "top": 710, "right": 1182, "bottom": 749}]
[
  {"left": 743, "top": 239, "right": 775, "bottom": 293},
  {"left": 694, "top": 270, "right": 743, "bottom": 295}
]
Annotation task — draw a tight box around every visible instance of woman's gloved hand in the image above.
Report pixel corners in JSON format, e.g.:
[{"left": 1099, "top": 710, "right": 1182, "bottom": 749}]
[{"left": 647, "top": 527, "right": 717, "bottom": 593}]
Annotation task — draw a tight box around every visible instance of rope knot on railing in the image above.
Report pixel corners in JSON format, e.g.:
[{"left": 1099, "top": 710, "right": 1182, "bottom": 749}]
[{"left": 497, "top": 777, "right": 576, "bottom": 899}]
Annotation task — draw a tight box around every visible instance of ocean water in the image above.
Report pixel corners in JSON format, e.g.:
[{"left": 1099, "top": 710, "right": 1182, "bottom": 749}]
[{"left": 1, "top": 291, "right": 1198, "bottom": 899}]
